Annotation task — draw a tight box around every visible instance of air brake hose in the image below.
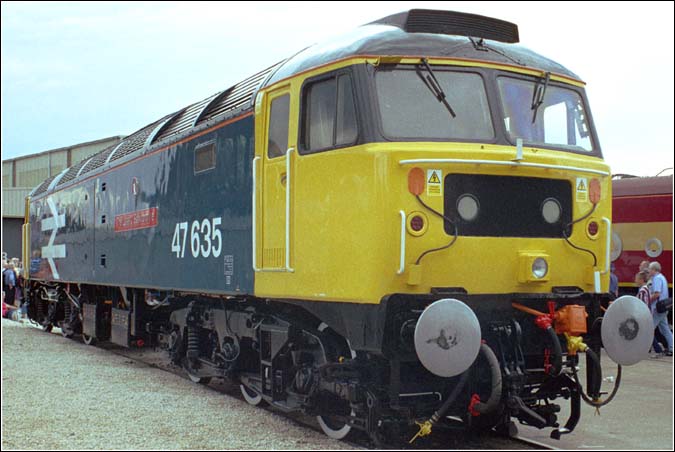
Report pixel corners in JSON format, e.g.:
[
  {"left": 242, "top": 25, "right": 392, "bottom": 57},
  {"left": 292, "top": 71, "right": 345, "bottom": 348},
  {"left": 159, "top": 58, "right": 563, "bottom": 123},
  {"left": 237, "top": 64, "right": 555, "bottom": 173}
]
[
  {"left": 409, "top": 368, "right": 470, "bottom": 443},
  {"left": 473, "top": 343, "right": 503, "bottom": 414},
  {"left": 409, "top": 343, "right": 502, "bottom": 443},
  {"left": 511, "top": 303, "right": 563, "bottom": 376},
  {"left": 544, "top": 326, "right": 564, "bottom": 376},
  {"left": 572, "top": 348, "right": 623, "bottom": 408}
]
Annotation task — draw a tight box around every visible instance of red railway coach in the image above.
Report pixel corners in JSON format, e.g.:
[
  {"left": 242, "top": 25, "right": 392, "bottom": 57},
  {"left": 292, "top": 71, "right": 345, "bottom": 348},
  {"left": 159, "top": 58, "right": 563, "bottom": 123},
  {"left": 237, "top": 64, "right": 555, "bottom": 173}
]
[{"left": 611, "top": 175, "right": 673, "bottom": 295}]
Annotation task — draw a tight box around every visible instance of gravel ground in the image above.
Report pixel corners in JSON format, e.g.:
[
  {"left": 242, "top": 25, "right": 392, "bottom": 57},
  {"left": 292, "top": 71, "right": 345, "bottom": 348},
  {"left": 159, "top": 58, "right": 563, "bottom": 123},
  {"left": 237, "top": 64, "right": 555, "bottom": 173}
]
[{"left": 1, "top": 319, "right": 359, "bottom": 450}]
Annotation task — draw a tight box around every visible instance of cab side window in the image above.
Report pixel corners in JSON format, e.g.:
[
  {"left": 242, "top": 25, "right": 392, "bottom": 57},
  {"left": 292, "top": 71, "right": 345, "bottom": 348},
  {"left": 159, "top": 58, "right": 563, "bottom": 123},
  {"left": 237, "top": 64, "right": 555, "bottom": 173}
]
[
  {"left": 268, "top": 94, "right": 290, "bottom": 158},
  {"left": 301, "top": 73, "right": 357, "bottom": 154}
]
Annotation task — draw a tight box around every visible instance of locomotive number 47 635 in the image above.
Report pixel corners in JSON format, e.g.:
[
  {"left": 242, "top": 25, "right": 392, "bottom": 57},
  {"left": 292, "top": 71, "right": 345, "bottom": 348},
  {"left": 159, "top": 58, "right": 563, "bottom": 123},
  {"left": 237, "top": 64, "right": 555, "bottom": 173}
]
[{"left": 171, "top": 217, "right": 222, "bottom": 259}]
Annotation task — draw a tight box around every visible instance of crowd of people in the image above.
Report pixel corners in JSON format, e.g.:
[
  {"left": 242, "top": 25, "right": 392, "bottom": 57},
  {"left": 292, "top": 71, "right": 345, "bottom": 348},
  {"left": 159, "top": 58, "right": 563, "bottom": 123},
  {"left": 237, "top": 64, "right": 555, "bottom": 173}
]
[
  {"left": 631, "top": 260, "right": 674, "bottom": 357},
  {"left": 2, "top": 256, "right": 26, "bottom": 321}
]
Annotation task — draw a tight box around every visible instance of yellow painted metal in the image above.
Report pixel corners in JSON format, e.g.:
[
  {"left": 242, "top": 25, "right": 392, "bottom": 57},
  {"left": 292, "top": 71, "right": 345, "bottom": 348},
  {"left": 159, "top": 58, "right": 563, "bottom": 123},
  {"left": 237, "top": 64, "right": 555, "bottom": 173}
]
[
  {"left": 253, "top": 62, "right": 609, "bottom": 305},
  {"left": 517, "top": 252, "right": 550, "bottom": 283},
  {"left": 22, "top": 196, "right": 31, "bottom": 279},
  {"left": 613, "top": 221, "right": 673, "bottom": 251},
  {"left": 407, "top": 264, "right": 423, "bottom": 286},
  {"left": 259, "top": 86, "right": 294, "bottom": 270}
]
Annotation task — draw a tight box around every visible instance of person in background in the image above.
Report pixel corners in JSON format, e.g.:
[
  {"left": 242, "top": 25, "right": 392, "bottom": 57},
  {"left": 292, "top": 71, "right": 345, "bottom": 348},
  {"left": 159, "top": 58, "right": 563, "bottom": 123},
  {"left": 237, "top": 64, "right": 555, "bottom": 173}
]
[
  {"left": 2, "top": 299, "right": 21, "bottom": 320},
  {"left": 3, "top": 261, "right": 16, "bottom": 306},
  {"left": 649, "top": 261, "right": 673, "bottom": 357},
  {"left": 635, "top": 270, "right": 662, "bottom": 356},
  {"left": 636, "top": 271, "right": 650, "bottom": 306},
  {"left": 639, "top": 260, "right": 653, "bottom": 289},
  {"left": 609, "top": 263, "right": 619, "bottom": 299},
  {"left": 2, "top": 259, "right": 7, "bottom": 298}
]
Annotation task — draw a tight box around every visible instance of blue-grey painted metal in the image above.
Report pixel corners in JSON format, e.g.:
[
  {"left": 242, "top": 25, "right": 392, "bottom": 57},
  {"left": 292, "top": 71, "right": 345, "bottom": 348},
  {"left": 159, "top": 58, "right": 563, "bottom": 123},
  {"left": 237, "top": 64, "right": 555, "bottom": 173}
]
[{"left": 29, "top": 117, "right": 255, "bottom": 294}]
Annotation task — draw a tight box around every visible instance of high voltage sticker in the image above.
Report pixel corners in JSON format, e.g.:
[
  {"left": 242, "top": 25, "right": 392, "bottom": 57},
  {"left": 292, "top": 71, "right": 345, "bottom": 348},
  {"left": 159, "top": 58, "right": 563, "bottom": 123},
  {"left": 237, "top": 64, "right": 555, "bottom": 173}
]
[
  {"left": 576, "top": 177, "right": 588, "bottom": 202},
  {"left": 427, "top": 170, "right": 442, "bottom": 196}
]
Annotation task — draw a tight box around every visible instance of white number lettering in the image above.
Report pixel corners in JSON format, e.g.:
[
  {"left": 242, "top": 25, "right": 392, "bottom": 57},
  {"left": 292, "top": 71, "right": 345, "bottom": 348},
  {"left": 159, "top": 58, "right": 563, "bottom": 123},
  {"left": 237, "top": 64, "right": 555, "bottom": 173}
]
[
  {"left": 211, "top": 217, "right": 222, "bottom": 257},
  {"left": 200, "top": 218, "right": 211, "bottom": 257},
  {"left": 172, "top": 217, "right": 223, "bottom": 259},
  {"left": 190, "top": 221, "right": 200, "bottom": 258},
  {"left": 180, "top": 222, "right": 188, "bottom": 257},
  {"left": 171, "top": 223, "right": 181, "bottom": 257}
]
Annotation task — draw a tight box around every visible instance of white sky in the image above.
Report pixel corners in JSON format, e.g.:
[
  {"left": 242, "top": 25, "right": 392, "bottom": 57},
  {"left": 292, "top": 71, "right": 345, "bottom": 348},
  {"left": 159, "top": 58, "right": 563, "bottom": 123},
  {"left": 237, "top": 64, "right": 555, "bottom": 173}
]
[{"left": 1, "top": 1, "right": 673, "bottom": 176}]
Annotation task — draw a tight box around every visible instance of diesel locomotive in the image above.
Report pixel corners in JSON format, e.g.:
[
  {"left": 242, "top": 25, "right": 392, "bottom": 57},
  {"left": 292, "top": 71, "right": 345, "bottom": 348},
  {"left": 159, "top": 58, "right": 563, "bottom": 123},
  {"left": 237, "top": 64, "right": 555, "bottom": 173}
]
[{"left": 23, "top": 9, "right": 654, "bottom": 444}]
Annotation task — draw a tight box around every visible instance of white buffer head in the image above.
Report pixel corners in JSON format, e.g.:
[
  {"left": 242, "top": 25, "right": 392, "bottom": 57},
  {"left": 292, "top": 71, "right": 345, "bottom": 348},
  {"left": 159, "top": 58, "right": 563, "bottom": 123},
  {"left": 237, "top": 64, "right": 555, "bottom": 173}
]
[
  {"left": 414, "top": 298, "right": 482, "bottom": 377},
  {"left": 601, "top": 295, "right": 654, "bottom": 366}
]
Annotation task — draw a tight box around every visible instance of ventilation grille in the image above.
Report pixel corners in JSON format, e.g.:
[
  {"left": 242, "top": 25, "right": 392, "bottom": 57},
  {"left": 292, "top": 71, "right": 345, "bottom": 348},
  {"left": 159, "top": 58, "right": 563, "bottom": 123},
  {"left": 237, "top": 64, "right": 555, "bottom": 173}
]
[
  {"left": 374, "top": 9, "right": 519, "bottom": 43},
  {"left": 196, "top": 61, "right": 284, "bottom": 125},
  {"left": 107, "top": 119, "right": 165, "bottom": 164},
  {"left": 32, "top": 175, "right": 58, "bottom": 196},
  {"left": 154, "top": 96, "right": 218, "bottom": 143}
]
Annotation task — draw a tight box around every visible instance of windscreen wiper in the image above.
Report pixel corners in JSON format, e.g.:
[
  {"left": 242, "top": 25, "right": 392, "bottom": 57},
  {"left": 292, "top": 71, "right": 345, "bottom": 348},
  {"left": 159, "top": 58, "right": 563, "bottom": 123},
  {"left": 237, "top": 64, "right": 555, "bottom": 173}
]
[
  {"left": 531, "top": 71, "right": 551, "bottom": 124},
  {"left": 418, "top": 58, "right": 456, "bottom": 118}
]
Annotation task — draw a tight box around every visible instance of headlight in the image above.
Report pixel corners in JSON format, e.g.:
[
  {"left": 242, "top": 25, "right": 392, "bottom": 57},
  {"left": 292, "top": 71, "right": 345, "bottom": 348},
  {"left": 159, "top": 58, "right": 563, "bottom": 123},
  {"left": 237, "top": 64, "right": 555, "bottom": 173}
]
[
  {"left": 457, "top": 194, "right": 479, "bottom": 221},
  {"left": 532, "top": 258, "right": 548, "bottom": 279},
  {"left": 541, "top": 198, "right": 561, "bottom": 224}
]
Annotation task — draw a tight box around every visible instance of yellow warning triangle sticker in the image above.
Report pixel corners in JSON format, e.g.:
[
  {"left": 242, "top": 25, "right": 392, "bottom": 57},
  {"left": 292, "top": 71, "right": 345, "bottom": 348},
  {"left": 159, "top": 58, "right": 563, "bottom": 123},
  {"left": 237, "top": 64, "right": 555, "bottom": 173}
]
[
  {"left": 577, "top": 179, "right": 586, "bottom": 191},
  {"left": 428, "top": 171, "right": 441, "bottom": 184}
]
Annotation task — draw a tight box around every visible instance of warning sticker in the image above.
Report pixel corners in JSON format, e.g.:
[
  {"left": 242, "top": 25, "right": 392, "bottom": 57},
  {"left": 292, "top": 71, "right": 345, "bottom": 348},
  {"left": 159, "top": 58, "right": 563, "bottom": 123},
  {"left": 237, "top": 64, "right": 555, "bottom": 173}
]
[
  {"left": 427, "top": 170, "right": 442, "bottom": 196},
  {"left": 576, "top": 177, "right": 588, "bottom": 202}
]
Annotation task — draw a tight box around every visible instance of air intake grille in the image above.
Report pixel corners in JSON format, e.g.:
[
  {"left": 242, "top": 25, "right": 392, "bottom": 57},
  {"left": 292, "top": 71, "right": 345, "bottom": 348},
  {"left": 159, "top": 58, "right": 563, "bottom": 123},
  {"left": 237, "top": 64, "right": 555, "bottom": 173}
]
[{"left": 373, "top": 9, "right": 519, "bottom": 43}]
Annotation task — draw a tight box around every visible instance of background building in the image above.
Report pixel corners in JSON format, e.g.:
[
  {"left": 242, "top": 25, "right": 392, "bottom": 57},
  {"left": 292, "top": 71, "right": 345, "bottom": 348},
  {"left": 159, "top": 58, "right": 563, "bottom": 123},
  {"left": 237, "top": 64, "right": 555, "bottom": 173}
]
[{"left": 2, "top": 136, "right": 124, "bottom": 260}]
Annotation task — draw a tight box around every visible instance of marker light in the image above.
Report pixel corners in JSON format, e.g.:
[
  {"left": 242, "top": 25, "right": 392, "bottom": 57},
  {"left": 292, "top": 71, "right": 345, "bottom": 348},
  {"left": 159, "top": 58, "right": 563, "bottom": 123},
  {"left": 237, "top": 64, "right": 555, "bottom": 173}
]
[
  {"left": 532, "top": 258, "right": 548, "bottom": 279},
  {"left": 408, "top": 167, "right": 425, "bottom": 195},
  {"left": 410, "top": 215, "right": 424, "bottom": 232},
  {"left": 589, "top": 179, "right": 601, "bottom": 204},
  {"left": 407, "top": 211, "right": 429, "bottom": 236},
  {"left": 587, "top": 220, "right": 599, "bottom": 237}
]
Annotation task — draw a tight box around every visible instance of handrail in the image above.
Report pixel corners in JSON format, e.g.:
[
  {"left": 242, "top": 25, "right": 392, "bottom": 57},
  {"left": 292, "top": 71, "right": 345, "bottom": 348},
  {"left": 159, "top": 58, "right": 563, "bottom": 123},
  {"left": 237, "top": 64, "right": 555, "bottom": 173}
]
[
  {"left": 251, "top": 156, "right": 261, "bottom": 271},
  {"left": 398, "top": 210, "right": 406, "bottom": 275},
  {"left": 398, "top": 158, "right": 609, "bottom": 177},
  {"left": 285, "top": 148, "right": 295, "bottom": 272},
  {"left": 600, "top": 217, "right": 611, "bottom": 275}
]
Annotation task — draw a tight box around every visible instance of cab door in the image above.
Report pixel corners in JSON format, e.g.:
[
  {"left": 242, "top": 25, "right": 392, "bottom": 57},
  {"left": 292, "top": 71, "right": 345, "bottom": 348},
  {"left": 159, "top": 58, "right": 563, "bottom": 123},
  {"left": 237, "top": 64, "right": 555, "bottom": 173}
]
[{"left": 259, "top": 87, "right": 293, "bottom": 271}]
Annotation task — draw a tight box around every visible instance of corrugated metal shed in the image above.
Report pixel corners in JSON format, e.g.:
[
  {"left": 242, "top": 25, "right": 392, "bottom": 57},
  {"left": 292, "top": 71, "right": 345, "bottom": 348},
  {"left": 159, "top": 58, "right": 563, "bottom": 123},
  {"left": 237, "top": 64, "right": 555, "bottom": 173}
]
[{"left": 2, "top": 188, "right": 32, "bottom": 218}]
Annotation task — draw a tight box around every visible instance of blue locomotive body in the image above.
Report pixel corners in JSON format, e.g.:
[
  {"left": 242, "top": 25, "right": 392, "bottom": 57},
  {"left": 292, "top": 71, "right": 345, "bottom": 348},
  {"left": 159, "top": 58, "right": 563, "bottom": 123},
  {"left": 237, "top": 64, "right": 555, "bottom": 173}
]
[{"left": 29, "top": 116, "right": 255, "bottom": 294}]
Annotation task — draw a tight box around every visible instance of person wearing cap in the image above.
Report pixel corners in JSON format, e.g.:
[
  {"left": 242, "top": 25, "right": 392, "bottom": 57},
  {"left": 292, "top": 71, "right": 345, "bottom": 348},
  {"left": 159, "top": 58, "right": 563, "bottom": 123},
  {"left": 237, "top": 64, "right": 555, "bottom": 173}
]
[{"left": 649, "top": 261, "right": 673, "bottom": 356}]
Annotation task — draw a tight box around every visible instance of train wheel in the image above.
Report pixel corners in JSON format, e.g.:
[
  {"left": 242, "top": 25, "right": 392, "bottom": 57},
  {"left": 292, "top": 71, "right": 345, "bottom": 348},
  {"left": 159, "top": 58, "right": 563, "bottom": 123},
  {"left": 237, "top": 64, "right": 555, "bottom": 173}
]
[
  {"left": 317, "top": 412, "right": 355, "bottom": 440},
  {"left": 184, "top": 361, "right": 211, "bottom": 385},
  {"left": 186, "top": 370, "right": 211, "bottom": 385},
  {"left": 41, "top": 321, "right": 53, "bottom": 333},
  {"left": 240, "top": 384, "right": 266, "bottom": 406},
  {"left": 82, "top": 333, "right": 96, "bottom": 346},
  {"left": 316, "top": 395, "right": 356, "bottom": 440}
]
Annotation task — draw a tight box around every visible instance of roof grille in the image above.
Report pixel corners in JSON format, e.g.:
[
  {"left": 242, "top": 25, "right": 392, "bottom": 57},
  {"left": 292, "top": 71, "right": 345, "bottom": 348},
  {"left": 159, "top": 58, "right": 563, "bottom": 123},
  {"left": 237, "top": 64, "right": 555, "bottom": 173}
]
[
  {"left": 108, "top": 119, "right": 164, "bottom": 163},
  {"left": 195, "top": 61, "right": 283, "bottom": 125},
  {"left": 371, "top": 9, "right": 519, "bottom": 43},
  {"left": 154, "top": 96, "right": 218, "bottom": 143},
  {"left": 56, "top": 151, "right": 105, "bottom": 187},
  {"left": 32, "top": 175, "right": 58, "bottom": 196}
]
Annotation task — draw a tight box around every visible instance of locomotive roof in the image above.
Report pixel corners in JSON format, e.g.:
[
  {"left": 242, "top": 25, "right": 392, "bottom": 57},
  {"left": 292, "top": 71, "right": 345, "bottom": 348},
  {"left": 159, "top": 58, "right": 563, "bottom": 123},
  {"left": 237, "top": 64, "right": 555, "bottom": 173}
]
[
  {"left": 32, "top": 10, "right": 580, "bottom": 199},
  {"left": 265, "top": 23, "right": 579, "bottom": 87},
  {"left": 612, "top": 175, "right": 674, "bottom": 197}
]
